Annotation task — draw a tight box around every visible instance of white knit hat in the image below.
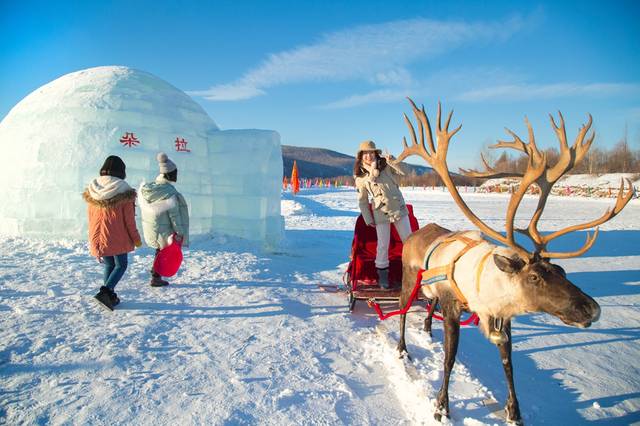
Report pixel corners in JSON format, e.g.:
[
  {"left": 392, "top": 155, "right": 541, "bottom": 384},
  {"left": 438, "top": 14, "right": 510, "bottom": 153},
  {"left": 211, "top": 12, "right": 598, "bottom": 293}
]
[{"left": 157, "top": 152, "right": 177, "bottom": 174}]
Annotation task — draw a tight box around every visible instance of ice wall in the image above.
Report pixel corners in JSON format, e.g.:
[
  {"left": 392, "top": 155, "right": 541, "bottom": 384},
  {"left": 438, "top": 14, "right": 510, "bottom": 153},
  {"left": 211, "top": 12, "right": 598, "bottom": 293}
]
[
  {"left": 209, "top": 129, "right": 283, "bottom": 245},
  {"left": 0, "top": 66, "right": 283, "bottom": 246}
]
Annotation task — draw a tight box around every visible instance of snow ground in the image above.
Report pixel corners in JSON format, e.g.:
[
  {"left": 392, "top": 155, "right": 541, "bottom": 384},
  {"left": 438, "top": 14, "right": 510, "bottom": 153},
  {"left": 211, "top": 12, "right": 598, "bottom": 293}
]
[{"left": 1, "top": 187, "right": 639, "bottom": 425}]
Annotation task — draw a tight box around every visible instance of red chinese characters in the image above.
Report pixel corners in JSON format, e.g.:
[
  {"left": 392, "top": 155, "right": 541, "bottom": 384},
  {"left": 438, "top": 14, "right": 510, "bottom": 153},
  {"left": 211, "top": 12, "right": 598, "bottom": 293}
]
[
  {"left": 119, "top": 132, "right": 140, "bottom": 147},
  {"left": 175, "top": 137, "right": 191, "bottom": 152}
]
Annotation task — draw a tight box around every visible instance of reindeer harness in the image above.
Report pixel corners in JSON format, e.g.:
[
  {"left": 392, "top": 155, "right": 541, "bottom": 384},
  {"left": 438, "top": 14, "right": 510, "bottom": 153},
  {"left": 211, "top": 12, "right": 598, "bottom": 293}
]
[
  {"left": 370, "top": 232, "right": 490, "bottom": 323},
  {"left": 420, "top": 232, "right": 492, "bottom": 309}
]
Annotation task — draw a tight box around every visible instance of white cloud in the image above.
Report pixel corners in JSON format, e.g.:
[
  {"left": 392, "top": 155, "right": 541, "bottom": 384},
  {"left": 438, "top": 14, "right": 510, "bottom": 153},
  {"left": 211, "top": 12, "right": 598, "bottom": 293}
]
[
  {"left": 191, "top": 16, "right": 526, "bottom": 101},
  {"left": 188, "top": 83, "right": 265, "bottom": 101},
  {"left": 320, "top": 67, "right": 521, "bottom": 109},
  {"left": 367, "top": 68, "right": 413, "bottom": 87},
  {"left": 320, "top": 88, "right": 411, "bottom": 109},
  {"left": 456, "top": 82, "right": 640, "bottom": 102}
]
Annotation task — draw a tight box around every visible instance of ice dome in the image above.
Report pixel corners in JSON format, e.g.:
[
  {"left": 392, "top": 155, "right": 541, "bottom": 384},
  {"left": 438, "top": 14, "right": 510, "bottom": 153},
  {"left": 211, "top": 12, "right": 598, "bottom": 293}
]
[{"left": 0, "top": 66, "right": 283, "bottom": 245}]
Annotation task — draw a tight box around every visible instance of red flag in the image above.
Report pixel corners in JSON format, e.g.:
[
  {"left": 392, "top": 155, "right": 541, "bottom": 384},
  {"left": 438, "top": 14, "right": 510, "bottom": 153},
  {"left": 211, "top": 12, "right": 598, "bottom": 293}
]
[{"left": 291, "top": 161, "right": 300, "bottom": 194}]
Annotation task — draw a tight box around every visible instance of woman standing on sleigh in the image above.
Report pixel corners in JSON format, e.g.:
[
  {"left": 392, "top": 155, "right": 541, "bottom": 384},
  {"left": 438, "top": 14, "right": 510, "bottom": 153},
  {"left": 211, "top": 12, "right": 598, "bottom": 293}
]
[{"left": 353, "top": 140, "right": 413, "bottom": 289}]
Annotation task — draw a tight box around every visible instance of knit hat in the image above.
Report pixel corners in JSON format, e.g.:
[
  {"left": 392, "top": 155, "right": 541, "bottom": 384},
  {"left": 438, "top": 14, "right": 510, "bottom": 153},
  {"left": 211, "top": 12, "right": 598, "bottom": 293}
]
[
  {"left": 157, "top": 152, "right": 177, "bottom": 174},
  {"left": 100, "top": 155, "right": 126, "bottom": 179},
  {"left": 357, "top": 140, "right": 382, "bottom": 156}
]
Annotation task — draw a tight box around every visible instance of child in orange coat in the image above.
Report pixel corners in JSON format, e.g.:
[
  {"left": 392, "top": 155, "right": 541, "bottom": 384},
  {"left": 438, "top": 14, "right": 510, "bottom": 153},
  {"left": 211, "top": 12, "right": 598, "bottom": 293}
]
[{"left": 83, "top": 155, "right": 142, "bottom": 310}]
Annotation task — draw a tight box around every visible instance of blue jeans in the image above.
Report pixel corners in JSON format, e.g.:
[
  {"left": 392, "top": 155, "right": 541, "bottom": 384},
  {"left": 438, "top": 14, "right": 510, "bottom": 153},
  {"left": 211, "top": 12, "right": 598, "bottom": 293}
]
[{"left": 103, "top": 253, "right": 128, "bottom": 291}]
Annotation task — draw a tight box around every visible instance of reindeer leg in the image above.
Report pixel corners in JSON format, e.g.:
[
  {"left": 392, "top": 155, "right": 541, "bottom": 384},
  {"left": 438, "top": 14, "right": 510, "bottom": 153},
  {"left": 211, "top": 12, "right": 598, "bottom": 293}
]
[
  {"left": 424, "top": 297, "right": 438, "bottom": 337},
  {"left": 397, "top": 313, "right": 410, "bottom": 359},
  {"left": 435, "top": 300, "right": 460, "bottom": 422},
  {"left": 398, "top": 264, "right": 418, "bottom": 358},
  {"left": 397, "top": 284, "right": 411, "bottom": 358},
  {"left": 497, "top": 320, "right": 522, "bottom": 424}
]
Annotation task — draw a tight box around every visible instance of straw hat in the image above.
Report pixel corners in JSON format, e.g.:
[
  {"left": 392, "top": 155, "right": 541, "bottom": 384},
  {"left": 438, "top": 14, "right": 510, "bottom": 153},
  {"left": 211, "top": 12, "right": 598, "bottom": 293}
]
[{"left": 357, "top": 140, "right": 381, "bottom": 156}]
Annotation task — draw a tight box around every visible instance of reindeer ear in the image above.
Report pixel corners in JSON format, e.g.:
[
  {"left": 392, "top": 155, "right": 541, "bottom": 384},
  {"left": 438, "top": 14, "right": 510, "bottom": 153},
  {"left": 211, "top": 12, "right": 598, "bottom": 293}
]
[{"left": 493, "top": 254, "right": 526, "bottom": 273}]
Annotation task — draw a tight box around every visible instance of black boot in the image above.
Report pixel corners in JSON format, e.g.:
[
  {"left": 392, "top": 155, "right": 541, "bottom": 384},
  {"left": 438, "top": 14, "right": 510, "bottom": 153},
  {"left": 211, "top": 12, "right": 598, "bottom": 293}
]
[
  {"left": 377, "top": 268, "right": 390, "bottom": 289},
  {"left": 150, "top": 270, "right": 169, "bottom": 287},
  {"left": 109, "top": 289, "right": 120, "bottom": 306},
  {"left": 94, "top": 286, "right": 114, "bottom": 310}
]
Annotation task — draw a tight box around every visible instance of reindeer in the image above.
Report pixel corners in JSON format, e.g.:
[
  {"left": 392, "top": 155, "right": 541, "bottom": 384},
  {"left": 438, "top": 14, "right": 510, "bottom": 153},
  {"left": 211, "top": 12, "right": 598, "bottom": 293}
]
[{"left": 393, "top": 98, "right": 633, "bottom": 423}]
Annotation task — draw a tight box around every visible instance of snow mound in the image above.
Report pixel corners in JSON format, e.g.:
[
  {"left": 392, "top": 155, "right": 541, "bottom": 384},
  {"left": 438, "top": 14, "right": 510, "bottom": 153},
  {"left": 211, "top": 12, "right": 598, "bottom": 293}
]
[{"left": 281, "top": 199, "right": 308, "bottom": 216}]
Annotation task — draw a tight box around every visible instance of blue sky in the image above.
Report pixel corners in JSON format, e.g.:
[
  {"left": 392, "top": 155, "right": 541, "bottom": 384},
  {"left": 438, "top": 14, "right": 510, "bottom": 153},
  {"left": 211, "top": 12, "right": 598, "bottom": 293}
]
[{"left": 1, "top": 0, "right": 639, "bottom": 169}]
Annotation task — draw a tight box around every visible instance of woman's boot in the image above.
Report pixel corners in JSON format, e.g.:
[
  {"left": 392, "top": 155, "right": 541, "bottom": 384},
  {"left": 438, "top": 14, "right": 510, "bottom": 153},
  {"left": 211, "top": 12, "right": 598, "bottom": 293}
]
[
  {"left": 94, "top": 286, "right": 114, "bottom": 310},
  {"left": 109, "top": 289, "right": 120, "bottom": 306},
  {"left": 150, "top": 270, "right": 169, "bottom": 287},
  {"left": 377, "top": 268, "right": 390, "bottom": 289}
]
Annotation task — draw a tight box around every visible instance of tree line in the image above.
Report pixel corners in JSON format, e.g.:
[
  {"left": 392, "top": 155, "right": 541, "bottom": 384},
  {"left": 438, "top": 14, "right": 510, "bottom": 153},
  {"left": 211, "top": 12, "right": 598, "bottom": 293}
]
[
  {"left": 314, "top": 140, "right": 640, "bottom": 188},
  {"left": 397, "top": 139, "right": 640, "bottom": 187},
  {"left": 482, "top": 139, "right": 640, "bottom": 175}
]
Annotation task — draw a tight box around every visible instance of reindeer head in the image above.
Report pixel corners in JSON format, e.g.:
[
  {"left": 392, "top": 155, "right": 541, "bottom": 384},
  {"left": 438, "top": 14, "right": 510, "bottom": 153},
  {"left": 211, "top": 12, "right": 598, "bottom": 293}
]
[
  {"left": 492, "top": 252, "right": 600, "bottom": 327},
  {"left": 397, "top": 98, "right": 632, "bottom": 327}
]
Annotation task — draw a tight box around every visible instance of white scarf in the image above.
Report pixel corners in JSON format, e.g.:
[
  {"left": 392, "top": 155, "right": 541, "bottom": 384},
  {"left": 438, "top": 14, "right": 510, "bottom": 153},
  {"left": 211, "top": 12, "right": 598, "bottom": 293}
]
[
  {"left": 88, "top": 175, "right": 132, "bottom": 201},
  {"left": 155, "top": 174, "right": 172, "bottom": 184}
]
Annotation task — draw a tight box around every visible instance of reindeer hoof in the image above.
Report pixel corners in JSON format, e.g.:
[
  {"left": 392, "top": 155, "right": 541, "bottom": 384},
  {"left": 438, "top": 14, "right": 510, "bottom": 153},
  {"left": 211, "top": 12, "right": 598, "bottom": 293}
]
[
  {"left": 434, "top": 412, "right": 449, "bottom": 422},
  {"left": 398, "top": 350, "right": 412, "bottom": 361},
  {"left": 505, "top": 403, "right": 523, "bottom": 425},
  {"left": 433, "top": 407, "right": 449, "bottom": 422},
  {"left": 506, "top": 416, "right": 523, "bottom": 425}
]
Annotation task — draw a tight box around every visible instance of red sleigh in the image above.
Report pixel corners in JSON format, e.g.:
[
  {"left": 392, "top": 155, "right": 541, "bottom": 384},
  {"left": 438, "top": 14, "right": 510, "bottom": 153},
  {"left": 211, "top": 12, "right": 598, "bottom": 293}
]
[{"left": 344, "top": 204, "right": 420, "bottom": 310}]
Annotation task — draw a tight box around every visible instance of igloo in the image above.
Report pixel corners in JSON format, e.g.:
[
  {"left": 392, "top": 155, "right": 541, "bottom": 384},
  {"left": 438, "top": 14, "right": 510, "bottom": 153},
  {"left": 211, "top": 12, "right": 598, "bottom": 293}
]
[{"left": 0, "top": 66, "right": 283, "bottom": 245}]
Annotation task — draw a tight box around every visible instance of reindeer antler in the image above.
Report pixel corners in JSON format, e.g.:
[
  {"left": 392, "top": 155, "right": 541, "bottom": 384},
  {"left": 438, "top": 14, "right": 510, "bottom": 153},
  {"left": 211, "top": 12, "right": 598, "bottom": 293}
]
[
  {"left": 397, "top": 98, "right": 531, "bottom": 259},
  {"left": 461, "top": 110, "right": 634, "bottom": 258}
]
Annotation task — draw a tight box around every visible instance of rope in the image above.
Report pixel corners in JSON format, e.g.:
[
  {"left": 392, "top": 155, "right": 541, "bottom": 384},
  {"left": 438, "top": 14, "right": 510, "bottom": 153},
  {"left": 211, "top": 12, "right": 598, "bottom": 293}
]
[
  {"left": 368, "top": 269, "right": 479, "bottom": 326},
  {"left": 368, "top": 269, "right": 425, "bottom": 320},
  {"left": 364, "top": 233, "right": 492, "bottom": 328}
]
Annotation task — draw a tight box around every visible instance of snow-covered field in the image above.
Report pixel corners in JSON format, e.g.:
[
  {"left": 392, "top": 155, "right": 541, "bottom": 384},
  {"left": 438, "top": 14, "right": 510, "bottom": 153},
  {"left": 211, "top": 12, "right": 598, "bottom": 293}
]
[{"left": 1, "top": 187, "right": 639, "bottom": 425}]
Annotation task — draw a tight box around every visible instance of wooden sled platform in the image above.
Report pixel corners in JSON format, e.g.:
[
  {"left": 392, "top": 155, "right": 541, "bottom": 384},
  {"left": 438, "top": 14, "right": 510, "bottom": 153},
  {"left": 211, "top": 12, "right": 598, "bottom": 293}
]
[{"left": 348, "top": 285, "right": 428, "bottom": 311}]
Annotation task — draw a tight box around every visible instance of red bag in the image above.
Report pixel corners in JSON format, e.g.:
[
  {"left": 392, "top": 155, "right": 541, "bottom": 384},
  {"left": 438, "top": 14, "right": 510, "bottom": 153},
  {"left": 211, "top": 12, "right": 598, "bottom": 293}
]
[{"left": 153, "top": 234, "right": 184, "bottom": 277}]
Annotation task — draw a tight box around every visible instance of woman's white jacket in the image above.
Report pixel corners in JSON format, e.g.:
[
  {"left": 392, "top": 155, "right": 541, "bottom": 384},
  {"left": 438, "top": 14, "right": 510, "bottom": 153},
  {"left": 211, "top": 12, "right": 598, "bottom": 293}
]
[
  {"left": 138, "top": 176, "right": 190, "bottom": 249},
  {"left": 355, "top": 163, "right": 408, "bottom": 225}
]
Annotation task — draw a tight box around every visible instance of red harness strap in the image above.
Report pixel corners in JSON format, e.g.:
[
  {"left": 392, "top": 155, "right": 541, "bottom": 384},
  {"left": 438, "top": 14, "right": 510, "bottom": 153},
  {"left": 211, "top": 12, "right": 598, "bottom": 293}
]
[
  {"left": 425, "top": 301, "right": 480, "bottom": 326},
  {"left": 368, "top": 234, "right": 486, "bottom": 324},
  {"left": 368, "top": 269, "right": 425, "bottom": 320},
  {"left": 368, "top": 269, "right": 479, "bottom": 325}
]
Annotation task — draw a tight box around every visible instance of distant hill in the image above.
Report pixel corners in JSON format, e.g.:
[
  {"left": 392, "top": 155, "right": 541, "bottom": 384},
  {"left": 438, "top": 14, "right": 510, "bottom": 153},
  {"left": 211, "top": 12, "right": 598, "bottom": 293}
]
[{"left": 282, "top": 145, "right": 432, "bottom": 178}]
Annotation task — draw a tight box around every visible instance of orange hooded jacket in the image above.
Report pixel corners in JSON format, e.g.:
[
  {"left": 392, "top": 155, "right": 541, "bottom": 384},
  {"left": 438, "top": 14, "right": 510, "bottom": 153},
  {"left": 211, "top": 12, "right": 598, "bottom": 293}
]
[{"left": 83, "top": 189, "right": 142, "bottom": 257}]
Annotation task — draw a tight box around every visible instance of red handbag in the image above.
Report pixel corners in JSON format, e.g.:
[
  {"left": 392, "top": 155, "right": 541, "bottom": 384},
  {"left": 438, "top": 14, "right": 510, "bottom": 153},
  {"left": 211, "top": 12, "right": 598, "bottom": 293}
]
[{"left": 153, "top": 234, "right": 184, "bottom": 277}]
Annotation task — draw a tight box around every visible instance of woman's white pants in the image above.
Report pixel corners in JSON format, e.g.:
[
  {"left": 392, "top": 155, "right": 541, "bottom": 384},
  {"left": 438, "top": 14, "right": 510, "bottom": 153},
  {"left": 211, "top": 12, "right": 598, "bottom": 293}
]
[{"left": 374, "top": 215, "right": 412, "bottom": 269}]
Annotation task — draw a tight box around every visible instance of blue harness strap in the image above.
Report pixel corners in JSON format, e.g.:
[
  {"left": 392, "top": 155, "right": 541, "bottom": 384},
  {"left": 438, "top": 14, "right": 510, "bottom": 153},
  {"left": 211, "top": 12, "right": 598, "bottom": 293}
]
[
  {"left": 422, "top": 274, "right": 448, "bottom": 285},
  {"left": 423, "top": 240, "right": 445, "bottom": 270},
  {"left": 420, "top": 232, "right": 484, "bottom": 308}
]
